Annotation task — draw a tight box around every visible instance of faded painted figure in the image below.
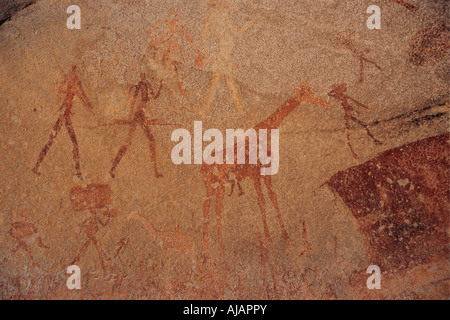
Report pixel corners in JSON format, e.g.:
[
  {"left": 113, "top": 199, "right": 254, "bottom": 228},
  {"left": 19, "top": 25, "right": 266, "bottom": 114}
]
[
  {"left": 200, "top": 0, "right": 259, "bottom": 115},
  {"left": 32, "top": 65, "right": 92, "bottom": 179}
]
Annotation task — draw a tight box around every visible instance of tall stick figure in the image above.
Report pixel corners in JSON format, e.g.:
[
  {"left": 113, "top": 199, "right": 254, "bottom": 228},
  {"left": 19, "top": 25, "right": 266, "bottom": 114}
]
[
  {"left": 328, "top": 83, "right": 382, "bottom": 160},
  {"left": 32, "top": 65, "right": 92, "bottom": 179},
  {"left": 200, "top": 0, "right": 258, "bottom": 115},
  {"left": 333, "top": 31, "right": 383, "bottom": 83},
  {"left": 109, "top": 73, "right": 164, "bottom": 179}
]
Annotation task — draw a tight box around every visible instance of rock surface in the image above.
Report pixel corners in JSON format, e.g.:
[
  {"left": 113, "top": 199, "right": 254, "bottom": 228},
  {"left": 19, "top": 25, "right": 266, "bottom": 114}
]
[{"left": 0, "top": 0, "right": 448, "bottom": 299}]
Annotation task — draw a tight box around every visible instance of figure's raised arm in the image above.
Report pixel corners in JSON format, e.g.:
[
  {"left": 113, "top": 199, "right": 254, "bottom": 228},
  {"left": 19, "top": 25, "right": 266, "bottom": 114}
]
[{"left": 347, "top": 96, "right": 369, "bottom": 109}]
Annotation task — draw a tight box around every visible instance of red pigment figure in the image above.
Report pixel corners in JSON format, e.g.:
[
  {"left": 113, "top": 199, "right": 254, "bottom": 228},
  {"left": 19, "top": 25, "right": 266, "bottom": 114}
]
[
  {"left": 70, "top": 184, "right": 118, "bottom": 274},
  {"left": 109, "top": 73, "right": 164, "bottom": 179},
  {"left": 333, "top": 31, "right": 383, "bottom": 83},
  {"left": 328, "top": 83, "right": 382, "bottom": 160},
  {"left": 0, "top": 210, "right": 49, "bottom": 268},
  {"left": 32, "top": 65, "right": 92, "bottom": 179}
]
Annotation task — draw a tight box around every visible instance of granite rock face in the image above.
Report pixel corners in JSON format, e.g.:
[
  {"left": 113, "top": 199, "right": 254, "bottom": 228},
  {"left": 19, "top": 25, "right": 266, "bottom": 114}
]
[{"left": 0, "top": 0, "right": 448, "bottom": 299}]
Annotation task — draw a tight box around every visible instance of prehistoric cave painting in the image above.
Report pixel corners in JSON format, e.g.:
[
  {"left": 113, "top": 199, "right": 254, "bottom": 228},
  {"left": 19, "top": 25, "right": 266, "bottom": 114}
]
[
  {"left": 201, "top": 82, "right": 331, "bottom": 256},
  {"left": 0, "top": 210, "right": 49, "bottom": 268},
  {"left": 392, "top": 0, "right": 416, "bottom": 12},
  {"left": 333, "top": 31, "right": 383, "bottom": 83},
  {"left": 328, "top": 83, "right": 382, "bottom": 160},
  {"left": 70, "top": 183, "right": 119, "bottom": 274},
  {"left": 148, "top": 8, "right": 204, "bottom": 110},
  {"left": 106, "top": 73, "right": 172, "bottom": 179},
  {"left": 32, "top": 65, "right": 93, "bottom": 179},
  {"left": 326, "top": 134, "right": 449, "bottom": 270},
  {"left": 126, "top": 212, "right": 200, "bottom": 271},
  {"left": 200, "top": 0, "right": 259, "bottom": 115},
  {"left": 409, "top": 23, "right": 450, "bottom": 66}
]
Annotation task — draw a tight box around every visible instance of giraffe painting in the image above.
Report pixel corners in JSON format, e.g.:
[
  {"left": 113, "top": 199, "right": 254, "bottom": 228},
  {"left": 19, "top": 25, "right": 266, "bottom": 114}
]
[{"left": 200, "top": 82, "right": 331, "bottom": 257}]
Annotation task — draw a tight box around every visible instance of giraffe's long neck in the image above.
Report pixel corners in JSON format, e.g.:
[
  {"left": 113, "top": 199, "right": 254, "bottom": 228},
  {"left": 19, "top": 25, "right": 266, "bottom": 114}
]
[{"left": 254, "top": 94, "right": 303, "bottom": 130}]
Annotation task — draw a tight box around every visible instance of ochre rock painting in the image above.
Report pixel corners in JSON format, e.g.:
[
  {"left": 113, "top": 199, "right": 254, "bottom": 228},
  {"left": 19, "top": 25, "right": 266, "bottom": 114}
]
[
  {"left": 0, "top": 0, "right": 448, "bottom": 300},
  {"left": 327, "top": 134, "right": 449, "bottom": 271}
]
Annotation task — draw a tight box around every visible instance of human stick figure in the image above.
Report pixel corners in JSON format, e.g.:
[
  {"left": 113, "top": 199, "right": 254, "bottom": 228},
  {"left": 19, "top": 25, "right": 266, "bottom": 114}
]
[
  {"left": 109, "top": 73, "right": 165, "bottom": 179},
  {"left": 200, "top": 0, "right": 259, "bottom": 115},
  {"left": 148, "top": 8, "right": 204, "bottom": 110},
  {"left": 0, "top": 210, "right": 49, "bottom": 268},
  {"left": 32, "top": 65, "right": 93, "bottom": 179},
  {"left": 328, "top": 83, "right": 382, "bottom": 160},
  {"left": 333, "top": 31, "right": 383, "bottom": 83},
  {"left": 70, "top": 183, "right": 118, "bottom": 274}
]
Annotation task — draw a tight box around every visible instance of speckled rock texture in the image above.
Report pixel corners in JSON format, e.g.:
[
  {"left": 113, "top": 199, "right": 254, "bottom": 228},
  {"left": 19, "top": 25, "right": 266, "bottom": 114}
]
[{"left": 0, "top": 0, "right": 448, "bottom": 299}]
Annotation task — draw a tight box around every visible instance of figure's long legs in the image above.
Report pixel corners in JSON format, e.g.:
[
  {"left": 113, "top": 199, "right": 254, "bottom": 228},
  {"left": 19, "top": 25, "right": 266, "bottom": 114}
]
[
  {"left": 253, "top": 177, "right": 272, "bottom": 244},
  {"left": 263, "top": 176, "right": 289, "bottom": 241},
  {"left": 344, "top": 119, "right": 359, "bottom": 160},
  {"left": 91, "top": 237, "right": 106, "bottom": 273},
  {"left": 352, "top": 117, "right": 382, "bottom": 144},
  {"left": 110, "top": 123, "right": 137, "bottom": 178},
  {"left": 142, "top": 124, "right": 163, "bottom": 178},
  {"left": 225, "top": 75, "right": 244, "bottom": 114},
  {"left": 64, "top": 114, "right": 82, "bottom": 179},
  {"left": 71, "top": 239, "right": 92, "bottom": 265},
  {"left": 32, "top": 115, "right": 64, "bottom": 175},
  {"left": 201, "top": 72, "right": 222, "bottom": 115}
]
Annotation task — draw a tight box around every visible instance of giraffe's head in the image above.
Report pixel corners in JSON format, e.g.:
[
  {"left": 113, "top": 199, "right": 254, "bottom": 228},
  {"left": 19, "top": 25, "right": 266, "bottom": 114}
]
[{"left": 294, "top": 81, "right": 332, "bottom": 109}]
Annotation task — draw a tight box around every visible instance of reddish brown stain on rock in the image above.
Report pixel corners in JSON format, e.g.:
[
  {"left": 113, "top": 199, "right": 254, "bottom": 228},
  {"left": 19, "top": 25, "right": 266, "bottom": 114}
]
[
  {"left": 409, "top": 23, "right": 450, "bottom": 66},
  {"left": 69, "top": 183, "right": 112, "bottom": 212},
  {"left": 327, "top": 134, "right": 449, "bottom": 270}
]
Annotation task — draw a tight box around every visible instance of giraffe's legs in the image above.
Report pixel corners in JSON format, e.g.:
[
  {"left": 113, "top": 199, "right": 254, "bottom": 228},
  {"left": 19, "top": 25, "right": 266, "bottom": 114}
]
[
  {"left": 263, "top": 175, "right": 289, "bottom": 241},
  {"left": 253, "top": 177, "right": 272, "bottom": 244}
]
